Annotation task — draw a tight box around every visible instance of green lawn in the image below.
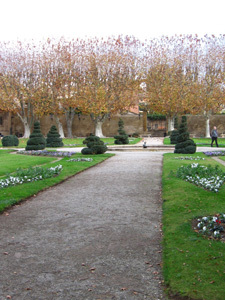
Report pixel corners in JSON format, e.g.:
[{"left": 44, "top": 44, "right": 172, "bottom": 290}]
[
  {"left": 0, "top": 137, "right": 141, "bottom": 148},
  {"left": 0, "top": 150, "right": 114, "bottom": 212},
  {"left": 162, "top": 152, "right": 225, "bottom": 300},
  {"left": 164, "top": 137, "right": 225, "bottom": 147}
]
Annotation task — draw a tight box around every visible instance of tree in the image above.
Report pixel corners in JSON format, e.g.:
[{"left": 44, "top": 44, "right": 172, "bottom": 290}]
[
  {"left": 0, "top": 41, "right": 41, "bottom": 137},
  {"left": 80, "top": 36, "right": 141, "bottom": 137}
]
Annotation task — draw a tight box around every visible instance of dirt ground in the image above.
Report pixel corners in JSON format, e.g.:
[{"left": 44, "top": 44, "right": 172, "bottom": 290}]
[{"left": 0, "top": 151, "right": 167, "bottom": 300}]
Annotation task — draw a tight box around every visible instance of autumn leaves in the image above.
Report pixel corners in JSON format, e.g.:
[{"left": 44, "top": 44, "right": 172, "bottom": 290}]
[{"left": 0, "top": 35, "right": 224, "bottom": 138}]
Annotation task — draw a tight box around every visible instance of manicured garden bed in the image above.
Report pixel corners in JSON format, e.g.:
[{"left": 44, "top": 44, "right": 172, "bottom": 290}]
[
  {"left": 0, "top": 150, "right": 114, "bottom": 213},
  {"left": 162, "top": 152, "right": 225, "bottom": 300}
]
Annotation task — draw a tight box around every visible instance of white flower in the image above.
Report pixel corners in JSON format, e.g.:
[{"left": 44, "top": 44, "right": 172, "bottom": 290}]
[{"left": 203, "top": 226, "right": 207, "bottom": 231}]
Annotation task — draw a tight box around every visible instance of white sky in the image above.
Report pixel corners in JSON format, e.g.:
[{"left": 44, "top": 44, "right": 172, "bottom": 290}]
[{"left": 0, "top": 0, "right": 224, "bottom": 42}]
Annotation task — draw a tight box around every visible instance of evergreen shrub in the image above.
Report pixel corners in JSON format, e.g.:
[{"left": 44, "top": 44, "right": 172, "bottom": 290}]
[
  {"left": 170, "top": 130, "right": 179, "bottom": 144},
  {"left": 82, "top": 134, "right": 107, "bottom": 155},
  {"left": 25, "top": 122, "right": 46, "bottom": 151},
  {"left": 114, "top": 119, "right": 129, "bottom": 144},
  {"left": 2, "top": 135, "right": 19, "bottom": 147},
  {"left": 46, "top": 125, "right": 64, "bottom": 147},
  {"left": 174, "top": 116, "right": 196, "bottom": 154}
]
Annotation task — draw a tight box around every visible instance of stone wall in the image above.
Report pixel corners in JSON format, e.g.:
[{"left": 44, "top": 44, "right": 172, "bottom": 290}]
[
  {"left": 7, "top": 113, "right": 144, "bottom": 137},
  {"left": 3, "top": 111, "right": 225, "bottom": 137},
  {"left": 186, "top": 115, "right": 225, "bottom": 137}
]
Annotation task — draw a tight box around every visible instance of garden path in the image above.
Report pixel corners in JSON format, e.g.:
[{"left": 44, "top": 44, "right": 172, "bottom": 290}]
[{"left": 0, "top": 151, "right": 167, "bottom": 300}]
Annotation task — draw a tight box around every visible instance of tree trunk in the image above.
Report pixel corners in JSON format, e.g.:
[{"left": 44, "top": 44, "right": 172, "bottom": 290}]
[
  {"left": 17, "top": 114, "right": 31, "bottom": 138},
  {"left": 143, "top": 111, "right": 147, "bottom": 132},
  {"left": 95, "top": 120, "right": 105, "bottom": 138},
  {"left": 54, "top": 115, "right": 65, "bottom": 138},
  {"left": 65, "top": 109, "right": 75, "bottom": 138},
  {"left": 206, "top": 116, "right": 210, "bottom": 138},
  {"left": 167, "top": 117, "right": 174, "bottom": 132}
]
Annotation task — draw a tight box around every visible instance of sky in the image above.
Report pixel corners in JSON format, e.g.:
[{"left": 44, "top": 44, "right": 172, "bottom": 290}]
[{"left": 0, "top": 0, "right": 224, "bottom": 42}]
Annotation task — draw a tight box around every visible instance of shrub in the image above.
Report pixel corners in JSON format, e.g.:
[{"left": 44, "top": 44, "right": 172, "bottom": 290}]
[
  {"left": 82, "top": 134, "right": 107, "bottom": 155},
  {"left": 81, "top": 148, "right": 94, "bottom": 155},
  {"left": 114, "top": 118, "right": 129, "bottom": 144},
  {"left": 170, "top": 130, "right": 179, "bottom": 144},
  {"left": 25, "top": 121, "right": 46, "bottom": 151},
  {"left": 46, "top": 125, "right": 64, "bottom": 147},
  {"left": 132, "top": 132, "right": 139, "bottom": 138},
  {"left": 2, "top": 135, "right": 19, "bottom": 147},
  {"left": 174, "top": 116, "right": 196, "bottom": 154}
]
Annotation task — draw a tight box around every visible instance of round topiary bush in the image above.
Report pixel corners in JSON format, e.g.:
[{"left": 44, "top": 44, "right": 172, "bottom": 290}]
[
  {"left": 2, "top": 135, "right": 19, "bottom": 147},
  {"left": 114, "top": 118, "right": 129, "bottom": 145},
  {"left": 46, "top": 125, "right": 64, "bottom": 147},
  {"left": 81, "top": 148, "right": 94, "bottom": 155},
  {"left": 174, "top": 116, "right": 196, "bottom": 154},
  {"left": 82, "top": 134, "right": 107, "bottom": 154},
  {"left": 25, "top": 121, "right": 46, "bottom": 151}
]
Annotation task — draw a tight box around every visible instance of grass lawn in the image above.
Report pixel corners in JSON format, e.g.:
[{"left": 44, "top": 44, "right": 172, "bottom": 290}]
[
  {"left": 0, "top": 150, "right": 114, "bottom": 213},
  {"left": 162, "top": 152, "right": 225, "bottom": 300},
  {"left": 164, "top": 137, "right": 225, "bottom": 147},
  {"left": 0, "top": 137, "right": 142, "bottom": 148}
]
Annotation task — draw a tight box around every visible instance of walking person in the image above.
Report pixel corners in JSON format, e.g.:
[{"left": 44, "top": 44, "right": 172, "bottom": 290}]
[{"left": 211, "top": 126, "right": 219, "bottom": 147}]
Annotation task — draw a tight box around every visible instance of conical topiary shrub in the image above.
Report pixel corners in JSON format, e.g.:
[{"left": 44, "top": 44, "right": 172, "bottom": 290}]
[
  {"left": 46, "top": 125, "right": 64, "bottom": 147},
  {"left": 174, "top": 116, "right": 196, "bottom": 154},
  {"left": 25, "top": 121, "right": 46, "bottom": 151},
  {"left": 114, "top": 118, "right": 129, "bottom": 145},
  {"left": 170, "top": 130, "right": 179, "bottom": 144},
  {"left": 81, "top": 134, "right": 107, "bottom": 155}
]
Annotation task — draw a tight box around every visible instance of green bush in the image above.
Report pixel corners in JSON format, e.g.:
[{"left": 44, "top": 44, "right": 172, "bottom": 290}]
[
  {"left": 25, "top": 122, "right": 46, "bottom": 151},
  {"left": 46, "top": 125, "right": 64, "bottom": 147},
  {"left": 82, "top": 134, "right": 107, "bottom": 155},
  {"left": 132, "top": 132, "right": 139, "bottom": 138},
  {"left": 114, "top": 119, "right": 129, "bottom": 144},
  {"left": 170, "top": 130, "right": 179, "bottom": 144},
  {"left": 175, "top": 116, "right": 196, "bottom": 154},
  {"left": 81, "top": 148, "right": 94, "bottom": 155},
  {"left": 2, "top": 135, "right": 19, "bottom": 147}
]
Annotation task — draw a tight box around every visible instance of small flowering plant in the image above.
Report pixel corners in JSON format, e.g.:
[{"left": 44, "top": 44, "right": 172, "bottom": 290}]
[
  {"left": 67, "top": 158, "right": 93, "bottom": 162},
  {"left": 194, "top": 214, "right": 225, "bottom": 241},
  {"left": 176, "top": 163, "right": 225, "bottom": 192},
  {"left": 0, "top": 165, "right": 63, "bottom": 189},
  {"left": 174, "top": 156, "right": 205, "bottom": 161},
  {"left": 203, "top": 151, "right": 225, "bottom": 156},
  {"left": 17, "top": 150, "right": 75, "bottom": 157}
]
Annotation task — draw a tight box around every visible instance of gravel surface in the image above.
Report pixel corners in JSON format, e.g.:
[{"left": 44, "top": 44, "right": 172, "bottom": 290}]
[{"left": 0, "top": 151, "right": 167, "bottom": 300}]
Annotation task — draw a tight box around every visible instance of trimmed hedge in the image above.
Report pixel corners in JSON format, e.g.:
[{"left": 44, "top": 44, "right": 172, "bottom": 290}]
[
  {"left": 114, "top": 118, "right": 129, "bottom": 145},
  {"left": 82, "top": 134, "right": 107, "bottom": 155},
  {"left": 25, "top": 122, "right": 46, "bottom": 151},
  {"left": 174, "top": 116, "right": 196, "bottom": 154},
  {"left": 46, "top": 125, "right": 63, "bottom": 147},
  {"left": 2, "top": 135, "right": 19, "bottom": 147}
]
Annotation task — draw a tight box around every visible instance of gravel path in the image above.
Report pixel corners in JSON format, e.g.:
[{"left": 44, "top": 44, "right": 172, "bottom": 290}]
[{"left": 0, "top": 151, "right": 167, "bottom": 300}]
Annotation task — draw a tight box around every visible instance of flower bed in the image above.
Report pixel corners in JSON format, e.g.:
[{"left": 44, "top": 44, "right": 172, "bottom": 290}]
[
  {"left": 176, "top": 163, "right": 225, "bottom": 192},
  {"left": 0, "top": 165, "right": 63, "bottom": 189},
  {"left": 67, "top": 158, "right": 93, "bottom": 162},
  {"left": 193, "top": 213, "right": 225, "bottom": 241},
  {"left": 174, "top": 156, "right": 205, "bottom": 160},
  {"left": 17, "top": 150, "right": 75, "bottom": 157},
  {"left": 203, "top": 151, "right": 225, "bottom": 156}
]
